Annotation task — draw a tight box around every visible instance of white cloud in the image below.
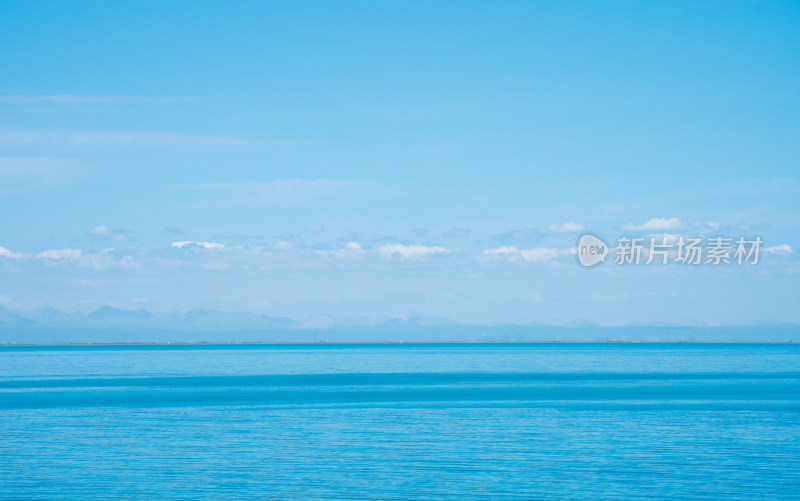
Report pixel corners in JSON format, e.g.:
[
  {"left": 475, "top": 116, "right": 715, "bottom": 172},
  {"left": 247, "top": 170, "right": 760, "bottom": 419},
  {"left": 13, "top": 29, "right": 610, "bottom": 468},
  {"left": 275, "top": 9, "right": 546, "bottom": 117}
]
[
  {"left": 693, "top": 221, "right": 721, "bottom": 232},
  {"left": 89, "top": 224, "right": 127, "bottom": 241},
  {"left": 305, "top": 224, "right": 324, "bottom": 233},
  {"left": 734, "top": 222, "right": 771, "bottom": 232},
  {"left": 482, "top": 246, "right": 570, "bottom": 263},
  {"left": 483, "top": 246, "right": 520, "bottom": 257},
  {"left": 83, "top": 248, "right": 138, "bottom": 271},
  {"left": 542, "top": 222, "right": 585, "bottom": 233},
  {"left": 376, "top": 244, "right": 452, "bottom": 259},
  {"left": 649, "top": 233, "right": 682, "bottom": 244},
  {"left": 230, "top": 244, "right": 269, "bottom": 255},
  {"left": 764, "top": 244, "right": 792, "bottom": 255},
  {"left": 37, "top": 248, "right": 82, "bottom": 260},
  {"left": 274, "top": 240, "right": 293, "bottom": 251},
  {"left": 317, "top": 241, "right": 365, "bottom": 259},
  {"left": 0, "top": 246, "right": 24, "bottom": 259},
  {"left": 621, "top": 217, "right": 682, "bottom": 232},
  {"left": 171, "top": 241, "right": 224, "bottom": 249}
]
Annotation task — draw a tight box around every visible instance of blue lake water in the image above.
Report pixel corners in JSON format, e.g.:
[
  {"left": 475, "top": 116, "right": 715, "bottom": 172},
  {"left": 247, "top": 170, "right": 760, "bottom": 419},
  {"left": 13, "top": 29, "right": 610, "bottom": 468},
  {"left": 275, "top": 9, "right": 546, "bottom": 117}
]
[{"left": 1, "top": 343, "right": 799, "bottom": 499}]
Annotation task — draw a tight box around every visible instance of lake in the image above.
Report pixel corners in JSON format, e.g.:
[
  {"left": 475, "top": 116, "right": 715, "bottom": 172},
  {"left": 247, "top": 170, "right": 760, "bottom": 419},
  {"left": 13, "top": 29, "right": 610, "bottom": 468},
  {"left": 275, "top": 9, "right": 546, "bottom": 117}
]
[{"left": 1, "top": 343, "right": 799, "bottom": 499}]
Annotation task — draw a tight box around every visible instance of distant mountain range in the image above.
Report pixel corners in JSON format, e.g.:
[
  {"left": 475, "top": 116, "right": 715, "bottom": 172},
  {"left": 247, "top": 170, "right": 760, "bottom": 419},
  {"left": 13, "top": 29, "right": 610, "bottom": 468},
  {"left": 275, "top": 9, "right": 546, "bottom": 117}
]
[
  {"left": 0, "top": 305, "right": 798, "bottom": 344},
  {"left": 0, "top": 305, "right": 453, "bottom": 331}
]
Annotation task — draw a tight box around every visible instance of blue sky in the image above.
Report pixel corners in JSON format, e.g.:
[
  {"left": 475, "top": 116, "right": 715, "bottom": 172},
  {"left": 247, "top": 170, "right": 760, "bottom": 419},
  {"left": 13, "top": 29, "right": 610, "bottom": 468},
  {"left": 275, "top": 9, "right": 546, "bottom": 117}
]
[{"left": 0, "top": 1, "right": 798, "bottom": 325}]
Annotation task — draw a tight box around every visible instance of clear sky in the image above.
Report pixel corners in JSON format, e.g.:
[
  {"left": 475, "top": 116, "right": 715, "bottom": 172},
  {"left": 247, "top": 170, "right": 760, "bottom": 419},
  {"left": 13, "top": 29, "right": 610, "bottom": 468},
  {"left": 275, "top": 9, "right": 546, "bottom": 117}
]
[{"left": 0, "top": 0, "right": 798, "bottom": 325}]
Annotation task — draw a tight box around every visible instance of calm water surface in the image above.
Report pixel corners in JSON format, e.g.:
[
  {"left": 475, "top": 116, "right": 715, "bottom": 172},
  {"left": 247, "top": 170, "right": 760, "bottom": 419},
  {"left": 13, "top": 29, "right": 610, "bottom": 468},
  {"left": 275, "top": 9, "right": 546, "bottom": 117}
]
[{"left": 1, "top": 343, "right": 799, "bottom": 499}]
